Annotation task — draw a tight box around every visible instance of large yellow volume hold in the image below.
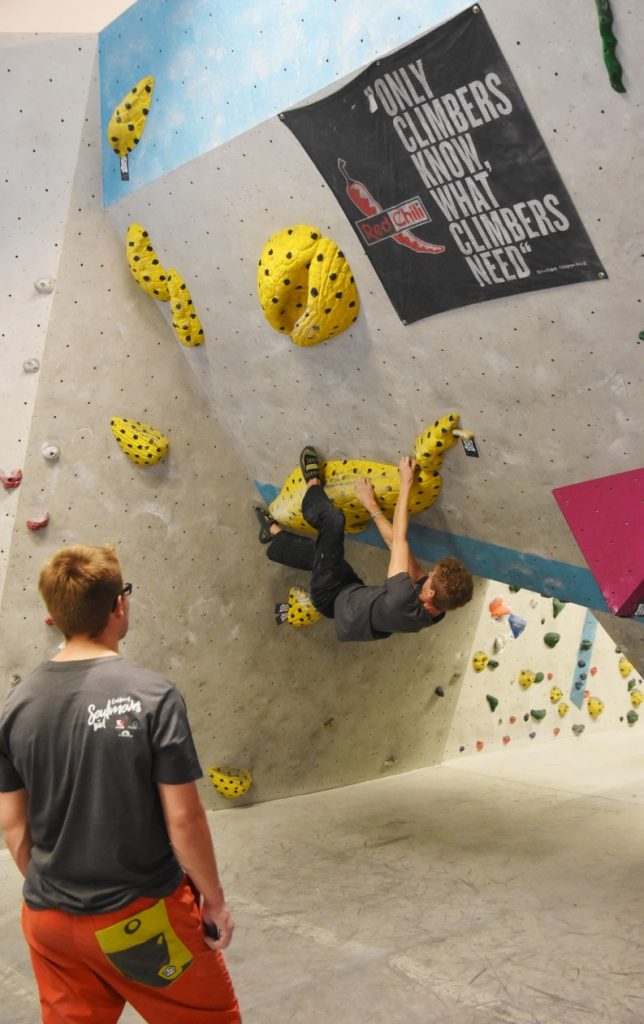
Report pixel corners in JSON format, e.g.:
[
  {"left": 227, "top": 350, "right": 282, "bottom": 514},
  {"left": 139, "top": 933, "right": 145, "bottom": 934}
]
[
  {"left": 268, "top": 413, "right": 462, "bottom": 535},
  {"left": 208, "top": 766, "right": 253, "bottom": 799},
  {"left": 107, "top": 76, "right": 154, "bottom": 158},
  {"left": 126, "top": 224, "right": 170, "bottom": 300},
  {"left": 167, "top": 269, "right": 205, "bottom": 347},
  {"left": 257, "top": 225, "right": 359, "bottom": 346},
  {"left": 110, "top": 417, "right": 169, "bottom": 465}
]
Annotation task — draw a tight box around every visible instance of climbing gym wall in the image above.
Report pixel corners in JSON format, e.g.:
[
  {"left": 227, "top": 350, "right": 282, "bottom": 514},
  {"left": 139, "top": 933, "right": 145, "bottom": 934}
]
[
  {"left": 0, "top": 33, "right": 97, "bottom": 596},
  {"left": 443, "top": 582, "right": 644, "bottom": 759},
  {"left": 0, "top": 0, "right": 642, "bottom": 808},
  {"left": 101, "top": 0, "right": 642, "bottom": 667},
  {"left": 0, "top": 34, "right": 489, "bottom": 805}
]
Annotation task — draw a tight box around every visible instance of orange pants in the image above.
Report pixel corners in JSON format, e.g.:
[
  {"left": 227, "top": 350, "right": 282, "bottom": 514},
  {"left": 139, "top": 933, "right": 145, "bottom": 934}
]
[{"left": 22, "top": 878, "right": 241, "bottom": 1023}]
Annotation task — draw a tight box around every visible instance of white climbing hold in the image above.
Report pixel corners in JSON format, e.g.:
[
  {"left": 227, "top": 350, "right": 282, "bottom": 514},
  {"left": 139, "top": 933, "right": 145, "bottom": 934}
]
[
  {"left": 34, "top": 277, "right": 55, "bottom": 294},
  {"left": 493, "top": 635, "right": 507, "bottom": 654},
  {"left": 41, "top": 443, "right": 60, "bottom": 462}
]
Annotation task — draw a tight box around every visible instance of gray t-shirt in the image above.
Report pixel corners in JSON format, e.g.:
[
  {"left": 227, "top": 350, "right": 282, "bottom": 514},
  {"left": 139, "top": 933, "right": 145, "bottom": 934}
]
[
  {"left": 0, "top": 655, "right": 202, "bottom": 914},
  {"left": 334, "top": 572, "right": 444, "bottom": 642}
]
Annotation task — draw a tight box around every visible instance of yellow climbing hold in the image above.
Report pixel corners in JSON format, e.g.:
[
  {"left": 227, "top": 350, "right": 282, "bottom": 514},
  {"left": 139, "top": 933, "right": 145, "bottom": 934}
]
[
  {"left": 257, "top": 225, "right": 359, "bottom": 346},
  {"left": 268, "top": 414, "right": 462, "bottom": 535},
  {"left": 619, "top": 656, "right": 634, "bottom": 678},
  {"left": 557, "top": 702, "right": 570, "bottom": 718},
  {"left": 519, "top": 670, "right": 536, "bottom": 689},
  {"left": 167, "top": 269, "right": 204, "bottom": 347},
  {"left": 107, "top": 76, "right": 154, "bottom": 158},
  {"left": 587, "top": 696, "right": 604, "bottom": 719},
  {"left": 472, "top": 651, "right": 489, "bottom": 672},
  {"left": 286, "top": 586, "right": 322, "bottom": 628},
  {"left": 630, "top": 689, "right": 643, "bottom": 708},
  {"left": 126, "top": 224, "right": 170, "bottom": 300},
  {"left": 110, "top": 417, "right": 169, "bottom": 465},
  {"left": 549, "top": 686, "right": 563, "bottom": 703},
  {"left": 208, "top": 766, "right": 253, "bottom": 799}
]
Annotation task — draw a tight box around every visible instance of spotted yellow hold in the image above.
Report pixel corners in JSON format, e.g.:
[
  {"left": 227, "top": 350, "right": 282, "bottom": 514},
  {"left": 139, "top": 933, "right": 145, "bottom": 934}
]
[
  {"left": 279, "top": 586, "right": 321, "bottom": 629},
  {"left": 518, "top": 670, "right": 536, "bottom": 690},
  {"left": 107, "top": 76, "right": 154, "bottom": 158},
  {"left": 167, "top": 269, "right": 205, "bottom": 347},
  {"left": 257, "top": 225, "right": 359, "bottom": 347},
  {"left": 472, "top": 651, "right": 489, "bottom": 673},
  {"left": 110, "top": 417, "right": 169, "bottom": 466},
  {"left": 268, "top": 413, "right": 462, "bottom": 535},
  {"left": 126, "top": 224, "right": 170, "bottom": 300},
  {"left": 208, "top": 766, "right": 253, "bottom": 799}
]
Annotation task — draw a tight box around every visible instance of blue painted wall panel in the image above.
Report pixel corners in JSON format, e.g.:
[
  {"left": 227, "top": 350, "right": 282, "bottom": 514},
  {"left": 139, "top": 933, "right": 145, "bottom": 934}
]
[{"left": 99, "top": 0, "right": 465, "bottom": 206}]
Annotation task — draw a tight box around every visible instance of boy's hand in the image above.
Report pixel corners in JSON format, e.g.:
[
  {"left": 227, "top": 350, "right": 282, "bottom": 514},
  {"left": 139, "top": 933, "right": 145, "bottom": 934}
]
[
  {"left": 355, "top": 476, "right": 378, "bottom": 513},
  {"left": 398, "top": 456, "right": 417, "bottom": 489}
]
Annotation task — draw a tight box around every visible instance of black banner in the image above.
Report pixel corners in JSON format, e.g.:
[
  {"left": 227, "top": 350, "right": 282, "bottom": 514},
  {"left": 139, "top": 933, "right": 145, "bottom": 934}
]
[{"left": 281, "top": 6, "right": 606, "bottom": 323}]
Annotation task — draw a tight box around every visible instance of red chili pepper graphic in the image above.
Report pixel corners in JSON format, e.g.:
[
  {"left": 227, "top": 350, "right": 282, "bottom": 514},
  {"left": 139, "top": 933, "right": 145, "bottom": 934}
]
[{"left": 337, "top": 159, "right": 445, "bottom": 255}]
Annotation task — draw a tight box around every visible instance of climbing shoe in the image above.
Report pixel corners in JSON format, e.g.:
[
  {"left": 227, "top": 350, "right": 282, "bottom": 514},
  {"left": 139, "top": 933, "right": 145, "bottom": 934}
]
[
  {"left": 299, "top": 445, "right": 321, "bottom": 483},
  {"left": 253, "top": 505, "right": 276, "bottom": 543}
]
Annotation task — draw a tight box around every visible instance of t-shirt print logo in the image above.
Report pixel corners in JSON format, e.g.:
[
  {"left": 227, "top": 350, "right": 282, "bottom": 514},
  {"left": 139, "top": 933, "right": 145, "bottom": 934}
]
[{"left": 87, "top": 696, "right": 142, "bottom": 732}]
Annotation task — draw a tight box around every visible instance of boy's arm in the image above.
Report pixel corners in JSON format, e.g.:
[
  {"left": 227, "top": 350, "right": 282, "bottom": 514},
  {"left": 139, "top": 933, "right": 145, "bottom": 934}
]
[
  {"left": 0, "top": 789, "right": 32, "bottom": 877},
  {"left": 355, "top": 471, "right": 426, "bottom": 582},
  {"left": 158, "top": 781, "right": 235, "bottom": 950}
]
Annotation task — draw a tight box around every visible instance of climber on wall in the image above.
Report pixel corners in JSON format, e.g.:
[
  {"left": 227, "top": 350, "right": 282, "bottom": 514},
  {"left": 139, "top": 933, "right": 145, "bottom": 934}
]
[{"left": 255, "top": 447, "right": 473, "bottom": 642}]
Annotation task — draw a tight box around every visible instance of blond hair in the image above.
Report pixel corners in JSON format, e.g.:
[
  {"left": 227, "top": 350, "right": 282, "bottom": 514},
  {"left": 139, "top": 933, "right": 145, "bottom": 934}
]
[
  {"left": 431, "top": 557, "right": 473, "bottom": 611},
  {"left": 39, "top": 545, "right": 123, "bottom": 638}
]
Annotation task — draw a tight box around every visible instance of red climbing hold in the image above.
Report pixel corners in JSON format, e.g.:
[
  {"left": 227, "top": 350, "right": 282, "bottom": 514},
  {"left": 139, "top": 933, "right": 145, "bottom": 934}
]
[
  {"left": 26, "top": 512, "right": 50, "bottom": 531},
  {"left": 1, "top": 468, "right": 23, "bottom": 490},
  {"left": 489, "top": 596, "right": 511, "bottom": 618},
  {"left": 553, "top": 727, "right": 560, "bottom": 736},
  {"left": 502, "top": 735, "right": 511, "bottom": 745},
  {"left": 476, "top": 740, "right": 484, "bottom": 751},
  {"left": 590, "top": 667, "right": 598, "bottom": 676},
  {"left": 44, "top": 615, "right": 54, "bottom": 626},
  {"left": 509, "top": 715, "right": 517, "bottom": 725}
]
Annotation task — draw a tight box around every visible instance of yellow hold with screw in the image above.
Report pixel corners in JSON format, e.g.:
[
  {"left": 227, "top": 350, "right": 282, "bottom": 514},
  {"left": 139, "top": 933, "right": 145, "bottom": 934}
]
[
  {"left": 208, "top": 766, "right": 253, "bottom": 799},
  {"left": 167, "top": 269, "right": 205, "bottom": 347},
  {"left": 110, "top": 417, "right": 169, "bottom": 465},
  {"left": 107, "top": 76, "right": 154, "bottom": 158},
  {"left": 258, "top": 225, "right": 359, "bottom": 347},
  {"left": 268, "top": 414, "right": 463, "bottom": 535}
]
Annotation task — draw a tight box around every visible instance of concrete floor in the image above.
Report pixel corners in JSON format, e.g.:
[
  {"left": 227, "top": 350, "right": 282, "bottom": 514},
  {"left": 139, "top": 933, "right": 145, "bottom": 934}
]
[{"left": 2, "top": 730, "right": 644, "bottom": 1023}]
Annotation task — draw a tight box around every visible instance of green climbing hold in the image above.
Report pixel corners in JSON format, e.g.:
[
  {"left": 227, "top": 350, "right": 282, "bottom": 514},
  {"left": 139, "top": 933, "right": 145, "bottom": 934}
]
[
  {"left": 530, "top": 709, "right": 546, "bottom": 721},
  {"left": 534, "top": 672, "right": 544, "bottom": 684},
  {"left": 594, "top": 0, "right": 626, "bottom": 93},
  {"left": 487, "top": 659, "right": 499, "bottom": 670},
  {"left": 509, "top": 585, "right": 521, "bottom": 593},
  {"left": 486, "top": 695, "right": 499, "bottom": 712},
  {"left": 639, "top": 331, "right": 644, "bottom": 341},
  {"left": 580, "top": 639, "right": 592, "bottom": 651},
  {"left": 627, "top": 678, "right": 637, "bottom": 692},
  {"left": 544, "top": 632, "right": 561, "bottom": 648},
  {"left": 572, "top": 723, "right": 586, "bottom": 735},
  {"left": 552, "top": 598, "right": 566, "bottom": 618},
  {"left": 627, "top": 710, "right": 639, "bottom": 725}
]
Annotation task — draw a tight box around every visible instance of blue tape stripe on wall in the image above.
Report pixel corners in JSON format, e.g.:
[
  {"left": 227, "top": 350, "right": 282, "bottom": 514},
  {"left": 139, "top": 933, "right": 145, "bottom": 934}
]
[
  {"left": 99, "top": 0, "right": 465, "bottom": 206},
  {"left": 570, "top": 609, "right": 598, "bottom": 709},
  {"left": 254, "top": 480, "right": 611, "bottom": 614}
]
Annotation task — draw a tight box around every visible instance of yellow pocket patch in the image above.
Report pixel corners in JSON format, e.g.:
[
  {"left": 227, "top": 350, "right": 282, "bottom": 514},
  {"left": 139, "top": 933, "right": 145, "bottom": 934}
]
[{"left": 95, "top": 899, "right": 192, "bottom": 988}]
